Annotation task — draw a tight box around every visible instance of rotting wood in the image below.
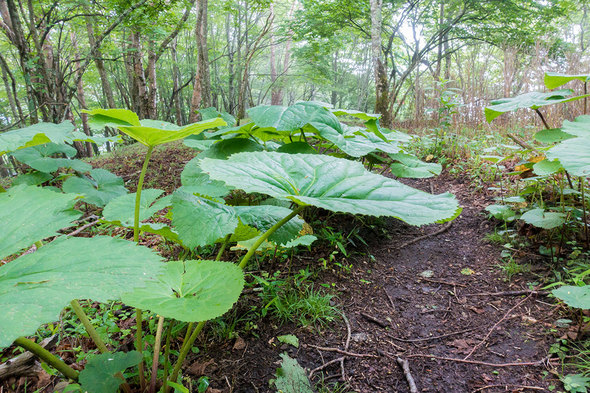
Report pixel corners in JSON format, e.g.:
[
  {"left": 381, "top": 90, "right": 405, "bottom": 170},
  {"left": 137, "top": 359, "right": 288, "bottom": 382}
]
[
  {"left": 0, "top": 335, "right": 57, "bottom": 380},
  {"left": 396, "top": 357, "right": 418, "bottom": 393}
]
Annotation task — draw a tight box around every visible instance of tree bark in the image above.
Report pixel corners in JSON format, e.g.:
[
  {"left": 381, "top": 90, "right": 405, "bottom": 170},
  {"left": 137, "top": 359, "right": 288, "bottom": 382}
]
[
  {"left": 189, "top": 0, "right": 211, "bottom": 123},
  {"left": 85, "top": 15, "right": 116, "bottom": 108},
  {"left": 370, "top": 0, "right": 392, "bottom": 127}
]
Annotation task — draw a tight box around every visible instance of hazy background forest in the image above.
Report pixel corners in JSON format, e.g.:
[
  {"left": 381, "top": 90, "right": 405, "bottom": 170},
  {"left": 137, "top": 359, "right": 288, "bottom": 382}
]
[{"left": 0, "top": 0, "right": 588, "bottom": 157}]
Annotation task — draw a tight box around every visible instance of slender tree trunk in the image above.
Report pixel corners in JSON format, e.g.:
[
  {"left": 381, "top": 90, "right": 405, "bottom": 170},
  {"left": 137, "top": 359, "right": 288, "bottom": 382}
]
[
  {"left": 370, "top": 0, "right": 391, "bottom": 127},
  {"left": 71, "top": 32, "right": 94, "bottom": 157},
  {"left": 85, "top": 15, "right": 116, "bottom": 108},
  {"left": 171, "top": 38, "right": 184, "bottom": 125},
  {"left": 189, "top": 0, "right": 211, "bottom": 123},
  {"left": 146, "top": 40, "right": 158, "bottom": 119}
]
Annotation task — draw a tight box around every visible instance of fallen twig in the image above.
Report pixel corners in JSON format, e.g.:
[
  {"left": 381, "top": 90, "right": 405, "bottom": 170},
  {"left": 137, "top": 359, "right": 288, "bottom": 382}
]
[
  {"left": 406, "top": 354, "right": 547, "bottom": 368},
  {"left": 305, "top": 344, "right": 379, "bottom": 358},
  {"left": 360, "top": 312, "right": 388, "bottom": 328},
  {"left": 464, "top": 290, "right": 548, "bottom": 297},
  {"left": 309, "top": 357, "right": 344, "bottom": 378},
  {"left": 389, "top": 327, "right": 477, "bottom": 343},
  {"left": 66, "top": 219, "right": 101, "bottom": 237},
  {"left": 384, "top": 289, "right": 396, "bottom": 309},
  {"left": 383, "top": 221, "right": 453, "bottom": 251},
  {"left": 464, "top": 294, "right": 531, "bottom": 360},
  {"left": 340, "top": 312, "right": 352, "bottom": 380},
  {"left": 396, "top": 357, "right": 418, "bottom": 393},
  {"left": 472, "top": 384, "right": 546, "bottom": 392}
]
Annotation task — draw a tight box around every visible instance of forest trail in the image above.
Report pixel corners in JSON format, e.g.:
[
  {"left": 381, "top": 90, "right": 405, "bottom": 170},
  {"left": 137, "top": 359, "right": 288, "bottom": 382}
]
[{"left": 295, "top": 174, "right": 559, "bottom": 392}]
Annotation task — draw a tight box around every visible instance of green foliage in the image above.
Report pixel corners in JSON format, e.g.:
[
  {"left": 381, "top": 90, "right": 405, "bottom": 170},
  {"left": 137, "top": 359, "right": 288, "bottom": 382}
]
[
  {"left": 103, "top": 189, "right": 171, "bottom": 226},
  {"left": 0, "top": 236, "right": 163, "bottom": 348},
  {"left": 10, "top": 143, "right": 92, "bottom": 173},
  {"left": 553, "top": 286, "right": 590, "bottom": 309},
  {"left": 273, "top": 353, "right": 314, "bottom": 393},
  {"left": 520, "top": 208, "right": 566, "bottom": 229},
  {"left": 544, "top": 72, "right": 590, "bottom": 89},
  {"left": 62, "top": 169, "right": 128, "bottom": 207},
  {"left": 0, "top": 122, "right": 76, "bottom": 156},
  {"left": 561, "top": 373, "right": 590, "bottom": 393},
  {"left": 200, "top": 152, "right": 461, "bottom": 225},
  {"left": 79, "top": 352, "right": 142, "bottom": 393},
  {"left": 122, "top": 260, "right": 244, "bottom": 322},
  {"left": 389, "top": 152, "right": 442, "bottom": 178},
  {"left": 277, "top": 334, "right": 299, "bottom": 348},
  {"left": 0, "top": 185, "right": 81, "bottom": 259}
]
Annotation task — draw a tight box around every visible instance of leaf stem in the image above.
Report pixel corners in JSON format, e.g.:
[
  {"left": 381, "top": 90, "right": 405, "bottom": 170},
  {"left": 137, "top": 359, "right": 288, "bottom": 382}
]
[
  {"left": 70, "top": 300, "right": 109, "bottom": 353},
  {"left": 215, "top": 234, "right": 231, "bottom": 261},
  {"left": 238, "top": 206, "right": 305, "bottom": 270},
  {"left": 149, "top": 316, "right": 165, "bottom": 393},
  {"left": 161, "top": 320, "right": 175, "bottom": 393},
  {"left": 134, "top": 145, "right": 154, "bottom": 242},
  {"left": 135, "top": 309, "right": 146, "bottom": 391},
  {"left": 167, "top": 322, "right": 205, "bottom": 392},
  {"left": 14, "top": 337, "right": 79, "bottom": 381}
]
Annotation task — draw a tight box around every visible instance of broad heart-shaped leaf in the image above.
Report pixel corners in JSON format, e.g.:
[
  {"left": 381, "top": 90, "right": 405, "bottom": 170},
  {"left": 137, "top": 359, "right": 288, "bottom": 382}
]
[
  {"left": 552, "top": 285, "right": 590, "bottom": 309},
  {"left": 79, "top": 351, "right": 142, "bottom": 393},
  {"left": 544, "top": 72, "right": 590, "bottom": 89},
  {"left": 181, "top": 157, "right": 231, "bottom": 198},
  {"left": 331, "top": 109, "right": 380, "bottom": 121},
  {"left": 485, "top": 204, "right": 516, "bottom": 221},
  {"left": 390, "top": 153, "right": 442, "bottom": 178},
  {"left": 0, "top": 185, "right": 81, "bottom": 259},
  {"left": 11, "top": 143, "right": 92, "bottom": 173},
  {"left": 248, "top": 102, "right": 341, "bottom": 133},
  {"left": 533, "top": 159, "right": 562, "bottom": 176},
  {"left": 534, "top": 128, "right": 575, "bottom": 144},
  {"left": 62, "top": 169, "right": 128, "bottom": 207},
  {"left": 122, "top": 260, "right": 244, "bottom": 323},
  {"left": 198, "top": 138, "right": 263, "bottom": 160},
  {"left": 172, "top": 191, "right": 239, "bottom": 248},
  {"left": 199, "top": 107, "right": 236, "bottom": 128},
  {"left": 84, "top": 108, "right": 141, "bottom": 129},
  {"left": 317, "top": 124, "right": 401, "bottom": 157},
  {"left": 0, "top": 236, "right": 163, "bottom": 348},
  {"left": 547, "top": 137, "right": 590, "bottom": 176},
  {"left": 561, "top": 115, "right": 590, "bottom": 138},
  {"left": 117, "top": 117, "right": 226, "bottom": 147},
  {"left": 485, "top": 90, "right": 589, "bottom": 122},
  {"left": 103, "top": 189, "right": 171, "bottom": 226},
  {"left": 520, "top": 208, "right": 565, "bottom": 229},
  {"left": 0, "top": 122, "right": 75, "bottom": 156},
  {"left": 11, "top": 171, "right": 52, "bottom": 186},
  {"left": 200, "top": 152, "right": 461, "bottom": 226}
]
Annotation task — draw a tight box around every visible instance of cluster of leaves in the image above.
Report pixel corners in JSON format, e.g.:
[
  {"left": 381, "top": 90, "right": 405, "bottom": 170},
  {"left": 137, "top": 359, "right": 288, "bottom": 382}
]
[
  {"left": 484, "top": 73, "right": 590, "bottom": 312},
  {"left": 0, "top": 101, "right": 461, "bottom": 391}
]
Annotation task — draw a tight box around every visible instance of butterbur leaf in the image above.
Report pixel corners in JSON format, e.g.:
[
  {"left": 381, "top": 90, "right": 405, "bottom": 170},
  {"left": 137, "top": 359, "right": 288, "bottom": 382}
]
[
  {"left": 520, "top": 208, "right": 565, "bottom": 229},
  {"left": 117, "top": 118, "right": 226, "bottom": 147},
  {"left": 534, "top": 128, "right": 574, "bottom": 144},
  {"left": 11, "top": 172, "right": 52, "bottom": 186},
  {"left": 62, "top": 169, "right": 127, "bottom": 207},
  {"left": 0, "top": 236, "right": 163, "bottom": 348},
  {"left": 485, "top": 204, "right": 515, "bottom": 221},
  {"left": 197, "top": 138, "right": 263, "bottom": 160},
  {"left": 485, "top": 90, "right": 589, "bottom": 122},
  {"left": 331, "top": 109, "right": 380, "bottom": 121},
  {"left": 200, "top": 152, "right": 461, "bottom": 225},
  {"left": 84, "top": 108, "right": 141, "bottom": 129},
  {"left": 172, "top": 191, "right": 239, "bottom": 248},
  {"left": 0, "top": 122, "right": 75, "bottom": 156},
  {"left": 180, "top": 157, "right": 230, "bottom": 198},
  {"left": 103, "top": 189, "right": 171, "bottom": 226},
  {"left": 546, "top": 116, "right": 590, "bottom": 176},
  {"left": 248, "top": 102, "right": 340, "bottom": 133},
  {"left": 79, "top": 352, "right": 142, "bottom": 393},
  {"left": 274, "top": 353, "right": 314, "bottom": 393},
  {"left": 276, "top": 142, "right": 317, "bottom": 154},
  {"left": 11, "top": 143, "right": 92, "bottom": 173},
  {"left": 544, "top": 72, "right": 590, "bottom": 89},
  {"left": 561, "top": 115, "right": 590, "bottom": 137},
  {"left": 281, "top": 235, "right": 317, "bottom": 248},
  {"left": 122, "top": 260, "right": 244, "bottom": 322},
  {"left": 390, "top": 153, "right": 442, "bottom": 178},
  {"left": 533, "top": 159, "right": 562, "bottom": 176},
  {"left": 199, "top": 107, "right": 236, "bottom": 128},
  {"left": 0, "top": 185, "right": 81, "bottom": 259},
  {"left": 553, "top": 286, "right": 590, "bottom": 310}
]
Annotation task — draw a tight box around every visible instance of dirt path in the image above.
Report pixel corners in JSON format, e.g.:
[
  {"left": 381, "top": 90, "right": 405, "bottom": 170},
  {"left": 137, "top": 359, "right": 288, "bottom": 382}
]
[{"left": 294, "top": 174, "right": 560, "bottom": 392}]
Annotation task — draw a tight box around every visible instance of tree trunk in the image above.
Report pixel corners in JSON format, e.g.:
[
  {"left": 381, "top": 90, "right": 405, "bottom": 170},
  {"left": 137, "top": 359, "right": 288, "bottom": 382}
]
[
  {"left": 189, "top": 0, "right": 211, "bottom": 123},
  {"left": 71, "top": 31, "right": 94, "bottom": 157},
  {"left": 370, "top": 0, "right": 391, "bottom": 127},
  {"left": 85, "top": 15, "right": 116, "bottom": 108}
]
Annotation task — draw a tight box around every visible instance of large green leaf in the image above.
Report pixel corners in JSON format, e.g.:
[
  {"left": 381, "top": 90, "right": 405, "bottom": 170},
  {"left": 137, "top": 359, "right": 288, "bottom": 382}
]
[
  {"left": 117, "top": 118, "right": 226, "bottom": 147},
  {"left": 62, "top": 169, "right": 128, "bottom": 207},
  {"left": 198, "top": 138, "right": 263, "bottom": 160},
  {"left": 172, "top": 191, "right": 239, "bottom": 248},
  {"left": 79, "top": 352, "right": 142, "bottom": 393},
  {"left": 0, "top": 122, "right": 75, "bottom": 156},
  {"left": 484, "top": 204, "right": 516, "bottom": 221},
  {"left": 485, "top": 90, "right": 588, "bottom": 122},
  {"left": 331, "top": 109, "right": 380, "bottom": 121},
  {"left": 561, "top": 115, "right": 590, "bottom": 138},
  {"left": 532, "top": 159, "right": 562, "bottom": 176},
  {"left": 103, "top": 189, "right": 171, "bottom": 226},
  {"left": 11, "top": 172, "right": 52, "bottom": 186},
  {"left": 0, "top": 185, "right": 81, "bottom": 259},
  {"left": 544, "top": 72, "right": 590, "bottom": 89},
  {"left": 318, "top": 125, "right": 401, "bottom": 157},
  {"left": 534, "top": 128, "right": 575, "bottom": 144},
  {"left": 122, "top": 260, "right": 244, "bottom": 322},
  {"left": 274, "top": 353, "right": 314, "bottom": 393},
  {"left": 11, "top": 143, "right": 92, "bottom": 173},
  {"left": 0, "top": 236, "right": 163, "bottom": 348},
  {"left": 520, "top": 208, "right": 565, "bottom": 229},
  {"left": 84, "top": 108, "right": 141, "bottom": 129},
  {"left": 390, "top": 153, "right": 442, "bottom": 178},
  {"left": 547, "top": 138, "right": 590, "bottom": 177},
  {"left": 180, "top": 157, "right": 231, "bottom": 198},
  {"left": 248, "top": 102, "right": 340, "bottom": 133},
  {"left": 552, "top": 285, "right": 590, "bottom": 309},
  {"left": 200, "top": 152, "right": 461, "bottom": 225},
  {"left": 198, "top": 107, "right": 236, "bottom": 128}
]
